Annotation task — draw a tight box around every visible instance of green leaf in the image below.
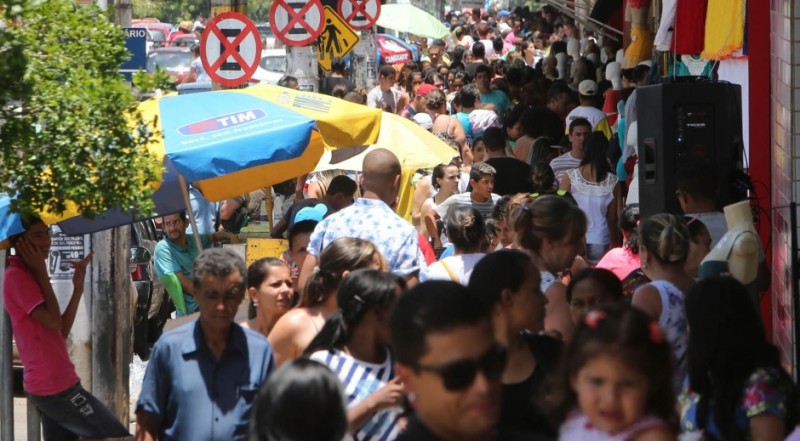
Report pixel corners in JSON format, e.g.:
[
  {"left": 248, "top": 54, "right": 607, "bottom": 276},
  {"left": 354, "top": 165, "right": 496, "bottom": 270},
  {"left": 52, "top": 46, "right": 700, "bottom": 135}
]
[{"left": 0, "top": 0, "right": 159, "bottom": 220}]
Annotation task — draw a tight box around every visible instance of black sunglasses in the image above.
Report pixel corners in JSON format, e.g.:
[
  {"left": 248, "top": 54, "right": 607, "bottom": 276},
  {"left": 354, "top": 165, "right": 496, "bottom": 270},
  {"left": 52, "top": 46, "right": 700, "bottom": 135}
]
[{"left": 415, "top": 344, "right": 508, "bottom": 391}]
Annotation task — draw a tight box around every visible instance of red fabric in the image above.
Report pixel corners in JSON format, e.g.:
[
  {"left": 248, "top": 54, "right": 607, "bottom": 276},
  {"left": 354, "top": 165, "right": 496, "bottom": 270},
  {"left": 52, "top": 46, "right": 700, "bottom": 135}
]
[
  {"left": 625, "top": 154, "right": 638, "bottom": 188},
  {"left": 609, "top": 8, "right": 624, "bottom": 35},
  {"left": 418, "top": 232, "right": 436, "bottom": 265},
  {"left": 628, "top": 0, "right": 652, "bottom": 9},
  {"left": 603, "top": 89, "right": 622, "bottom": 126},
  {"left": 673, "top": 0, "right": 708, "bottom": 54}
]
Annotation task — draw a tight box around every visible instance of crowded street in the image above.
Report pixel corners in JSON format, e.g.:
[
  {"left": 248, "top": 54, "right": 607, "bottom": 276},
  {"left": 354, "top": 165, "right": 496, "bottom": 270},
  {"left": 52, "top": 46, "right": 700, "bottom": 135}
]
[{"left": 0, "top": 0, "right": 794, "bottom": 440}]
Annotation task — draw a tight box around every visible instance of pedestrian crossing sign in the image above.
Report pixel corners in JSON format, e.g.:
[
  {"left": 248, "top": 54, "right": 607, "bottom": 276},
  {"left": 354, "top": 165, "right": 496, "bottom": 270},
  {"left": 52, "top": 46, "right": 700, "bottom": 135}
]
[{"left": 317, "top": 5, "right": 360, "bottom": 72}]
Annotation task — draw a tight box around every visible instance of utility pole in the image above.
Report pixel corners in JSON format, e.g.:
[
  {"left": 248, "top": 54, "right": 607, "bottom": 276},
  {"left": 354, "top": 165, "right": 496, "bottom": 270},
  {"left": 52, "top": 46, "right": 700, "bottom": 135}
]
[
  {"left": 115, "top": 0, "right": 132, "bottom": 28},
  {"left": 89, "top": 228, "right": 132, "bottom": 425},
  {"left": 0, "top": 253, "right": 12, "bottom": 440}
]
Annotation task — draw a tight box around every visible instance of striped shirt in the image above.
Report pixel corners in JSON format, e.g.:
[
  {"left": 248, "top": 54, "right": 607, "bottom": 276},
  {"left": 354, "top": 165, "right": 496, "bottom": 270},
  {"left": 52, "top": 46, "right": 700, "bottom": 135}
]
[{"left": 310, "top": 348, "right": 401, "bottom": 441}]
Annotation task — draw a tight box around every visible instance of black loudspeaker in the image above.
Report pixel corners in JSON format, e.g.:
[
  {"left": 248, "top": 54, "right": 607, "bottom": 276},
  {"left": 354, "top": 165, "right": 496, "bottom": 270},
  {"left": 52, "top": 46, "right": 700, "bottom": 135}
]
[{"left": 636, "top": 82, "right": 744, "bottom": 218}]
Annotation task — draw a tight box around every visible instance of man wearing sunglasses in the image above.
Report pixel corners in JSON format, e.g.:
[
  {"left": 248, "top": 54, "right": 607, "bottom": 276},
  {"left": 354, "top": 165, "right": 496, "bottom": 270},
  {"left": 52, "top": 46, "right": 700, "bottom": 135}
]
[{"left": 391, "top": 281, "right": 507, "bottom": 441}]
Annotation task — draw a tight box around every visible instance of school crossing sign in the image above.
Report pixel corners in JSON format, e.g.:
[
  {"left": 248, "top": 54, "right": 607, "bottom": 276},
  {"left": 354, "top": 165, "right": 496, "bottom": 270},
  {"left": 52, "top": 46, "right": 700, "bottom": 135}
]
[{"left": 317, "top": 6, "right": 359, "bottom": 72}]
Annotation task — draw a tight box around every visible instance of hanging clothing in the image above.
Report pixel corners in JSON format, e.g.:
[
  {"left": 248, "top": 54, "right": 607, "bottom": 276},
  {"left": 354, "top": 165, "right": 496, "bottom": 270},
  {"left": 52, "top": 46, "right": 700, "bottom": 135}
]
[
  {"left": 701, "top": 0, "right": 745, "bottom": 60},
  {"left": 622, "top": 25, "right": 654, "bottom": 68},
  {"left": 672, "top": 0, "right": 708, "bottom": 54},
  {"left": 653, "top": 0, "right": 677, "bottom": 51}
]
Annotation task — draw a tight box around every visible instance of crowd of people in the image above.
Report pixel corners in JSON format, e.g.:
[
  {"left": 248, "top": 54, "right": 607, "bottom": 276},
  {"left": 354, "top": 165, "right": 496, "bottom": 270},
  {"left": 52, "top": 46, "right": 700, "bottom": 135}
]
[{"left": 2, "top": 5, "right": 797, "bottom": 441}]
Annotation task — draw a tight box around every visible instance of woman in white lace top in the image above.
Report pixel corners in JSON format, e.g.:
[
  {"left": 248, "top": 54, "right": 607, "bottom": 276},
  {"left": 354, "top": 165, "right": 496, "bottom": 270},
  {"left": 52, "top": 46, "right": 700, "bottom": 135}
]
[{"left": 560, "top": 132, "right": 623, "bottom": 264}]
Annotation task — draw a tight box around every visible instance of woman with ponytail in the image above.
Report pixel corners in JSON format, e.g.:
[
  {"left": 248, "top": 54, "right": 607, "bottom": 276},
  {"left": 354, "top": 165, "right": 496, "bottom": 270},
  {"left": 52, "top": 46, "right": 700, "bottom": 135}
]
[
  {"left": 269, "top": 238, "right": 384, "bottom": 367},
  {"left": 305, "top": 270, "right": 407, "bottom": 441},
  {"left": 632, "top": 213, "right": 695, "bottom": 393},
  {"left": 425, "top": 206, "right": 487, "bottom": 285}
]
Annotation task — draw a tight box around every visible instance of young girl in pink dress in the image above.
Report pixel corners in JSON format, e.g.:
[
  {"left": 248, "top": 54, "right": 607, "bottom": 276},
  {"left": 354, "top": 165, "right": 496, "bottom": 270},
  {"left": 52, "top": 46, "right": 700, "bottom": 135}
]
[{"left": 550, "top": 304, "right": 678, "bottom": 441}]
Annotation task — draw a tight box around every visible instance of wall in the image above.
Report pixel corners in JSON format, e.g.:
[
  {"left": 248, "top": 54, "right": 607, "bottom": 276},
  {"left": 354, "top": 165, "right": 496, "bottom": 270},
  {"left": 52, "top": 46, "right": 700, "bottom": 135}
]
[{"left": 770, "top": 0, "right": 796, "bottom": 373}]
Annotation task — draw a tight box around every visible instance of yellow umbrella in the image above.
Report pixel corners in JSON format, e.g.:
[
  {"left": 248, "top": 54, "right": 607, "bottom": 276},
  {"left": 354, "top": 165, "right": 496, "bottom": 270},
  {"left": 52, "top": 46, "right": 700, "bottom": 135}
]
[
  {"left": 314, "top": 112, "right": 459, "bottom": 220},
  {"left": 314, "top": 112, "right": 457, "bottom": 172}
]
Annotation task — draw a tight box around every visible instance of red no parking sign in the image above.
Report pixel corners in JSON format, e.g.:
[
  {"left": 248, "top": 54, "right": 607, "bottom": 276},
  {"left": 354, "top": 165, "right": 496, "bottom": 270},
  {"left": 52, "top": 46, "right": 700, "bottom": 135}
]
[
  {"left": 200, "top": 12, "right": 262, "bottom": 87},
  {"left": 338, "top": 0, "right": 380, "bottom": 30},
  {"left": 270, "top": 0, "right": 326, "bottom": 46}
]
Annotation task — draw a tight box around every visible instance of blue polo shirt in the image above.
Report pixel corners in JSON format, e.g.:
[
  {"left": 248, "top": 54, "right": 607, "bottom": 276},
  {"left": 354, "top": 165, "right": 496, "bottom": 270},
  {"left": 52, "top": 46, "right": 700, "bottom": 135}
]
[
  {"left": 154, "top": 235, "right": 209, "bottom": 313},
  {"left": 136, "top": 320, "right": 274, "bottom": 441}
]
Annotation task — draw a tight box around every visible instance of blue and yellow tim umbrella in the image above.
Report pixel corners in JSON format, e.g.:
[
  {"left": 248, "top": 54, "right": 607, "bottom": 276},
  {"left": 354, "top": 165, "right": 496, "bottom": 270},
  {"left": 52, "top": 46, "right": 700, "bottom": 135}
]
[
  {"left": 0, "top": 85, "right": 382, "bottom": 241},
  {"left": 144, "top": 83, "right": 382, "bottom": 202}
]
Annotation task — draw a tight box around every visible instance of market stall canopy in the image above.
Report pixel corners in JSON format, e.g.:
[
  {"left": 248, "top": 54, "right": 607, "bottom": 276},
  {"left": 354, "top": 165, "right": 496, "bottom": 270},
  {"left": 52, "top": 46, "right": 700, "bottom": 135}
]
[{"left": 375, "top": 4, "right": 450, "bottom": 39}]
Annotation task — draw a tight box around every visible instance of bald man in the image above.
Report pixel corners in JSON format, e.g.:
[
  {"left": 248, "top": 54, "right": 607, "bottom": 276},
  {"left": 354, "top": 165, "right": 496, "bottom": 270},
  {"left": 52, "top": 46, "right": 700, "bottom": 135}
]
[{"left": 299, "top": 149, "right": 424, "bottom": 287}]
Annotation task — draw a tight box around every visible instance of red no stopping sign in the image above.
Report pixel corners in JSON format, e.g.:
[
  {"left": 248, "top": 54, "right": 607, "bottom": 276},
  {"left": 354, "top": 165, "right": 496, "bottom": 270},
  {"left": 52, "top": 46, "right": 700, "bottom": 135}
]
[{"left": 200, "top": 12, "right": 262, "bottom": 87}]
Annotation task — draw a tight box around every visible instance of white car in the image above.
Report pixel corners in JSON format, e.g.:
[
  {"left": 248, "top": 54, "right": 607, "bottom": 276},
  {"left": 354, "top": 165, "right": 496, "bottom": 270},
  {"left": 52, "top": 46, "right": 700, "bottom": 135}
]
[{"left": 252, "top": 49, "right": 287, "bottom": 85}]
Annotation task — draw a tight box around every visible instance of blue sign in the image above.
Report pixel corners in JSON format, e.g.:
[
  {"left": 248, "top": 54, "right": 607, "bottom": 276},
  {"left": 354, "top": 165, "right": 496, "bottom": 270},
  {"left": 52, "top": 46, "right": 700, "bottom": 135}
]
[{"left": 120, "top": 27, "right": 147, "bottom": 81}]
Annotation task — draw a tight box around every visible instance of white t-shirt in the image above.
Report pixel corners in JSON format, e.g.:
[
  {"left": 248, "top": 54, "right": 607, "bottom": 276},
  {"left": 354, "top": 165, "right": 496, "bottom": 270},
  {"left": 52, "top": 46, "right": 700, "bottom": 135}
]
[
  {"left": 424, "top": 254, "right": 486, "bottom": 285},
  {"left": 566, "top": 105, "right": 611, "bottom": 138},
  {"left": 435, "top": 192, "right": 501, "bottom": 221},
  {"left": 366, "top": 86, "right": 402, "bottom": 113}
]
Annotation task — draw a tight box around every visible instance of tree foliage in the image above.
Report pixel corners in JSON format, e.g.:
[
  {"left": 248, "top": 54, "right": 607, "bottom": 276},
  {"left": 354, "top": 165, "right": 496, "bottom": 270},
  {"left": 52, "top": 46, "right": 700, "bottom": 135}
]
[
  {"left": 131, "top": 0, "right": 272, "bottom": 24},
  {"left": 0, "top": 0, "right": 159, "bottom": 219},
  {"left": 132, "top": 0, "right": 209, "bottom": 23}
]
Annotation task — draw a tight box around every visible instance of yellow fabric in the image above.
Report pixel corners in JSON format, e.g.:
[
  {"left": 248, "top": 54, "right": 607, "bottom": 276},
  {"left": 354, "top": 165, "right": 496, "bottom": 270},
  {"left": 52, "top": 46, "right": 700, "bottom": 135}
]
[
  {"left": 701, "top": 0, "right": 745, "bottom": 60},
  {"left": 195, "top": 137, "right": 324, "bottom": 202},
  {"left": 312, "top": 112, "right": 456, "bottom": 222},
  {"left": 230, "top": 84, "right": 382, "bottom": 149},
  {"left": 595, "top": 118, "right": 613, "bottom": 140},
  {"left": 622, "top": 26, "right": 654, "bottom": 68},
  {"left": 396, "top": 169, "right": 416, "bottom": 222},
  {"left": 314, "top": 112, "right": 458, "bottom": 172}
]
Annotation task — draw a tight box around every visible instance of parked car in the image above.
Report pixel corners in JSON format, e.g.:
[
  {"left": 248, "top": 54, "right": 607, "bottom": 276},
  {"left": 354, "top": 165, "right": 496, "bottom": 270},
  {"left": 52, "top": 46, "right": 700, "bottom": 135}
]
[
  {"left": 131, "top": 220, "right": 171, "bottom": 360},
  {"left": 170, "top": 33, "right": 199, "bottom": 48},
  {"left": 146, "top": 47, "right": 195, "bottom": 85},
  {"left": 252, "top": 48, "right": 287, "bottom": 84},
  {"left": 132, "top": 21, "right": 171, "bottom": 51}
]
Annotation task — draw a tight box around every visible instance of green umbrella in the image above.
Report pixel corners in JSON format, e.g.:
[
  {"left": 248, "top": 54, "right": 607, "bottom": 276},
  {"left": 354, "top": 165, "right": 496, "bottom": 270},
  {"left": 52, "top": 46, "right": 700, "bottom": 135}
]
[{"left": 376, "top": 4, "right": 450, "bottom": 39}]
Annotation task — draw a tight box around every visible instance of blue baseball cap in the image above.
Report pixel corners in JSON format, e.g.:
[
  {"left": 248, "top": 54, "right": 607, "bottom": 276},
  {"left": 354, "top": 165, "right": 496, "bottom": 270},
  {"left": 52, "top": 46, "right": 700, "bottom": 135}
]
[{"left": 293, "top": 203, "right": 328, "bottom": 225}]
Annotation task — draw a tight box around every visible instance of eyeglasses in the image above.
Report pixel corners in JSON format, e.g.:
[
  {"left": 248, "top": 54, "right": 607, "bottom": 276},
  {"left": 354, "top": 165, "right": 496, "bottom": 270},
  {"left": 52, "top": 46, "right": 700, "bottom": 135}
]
[{"left": 415, "top": 343, "right": 507, "bottom": 391}]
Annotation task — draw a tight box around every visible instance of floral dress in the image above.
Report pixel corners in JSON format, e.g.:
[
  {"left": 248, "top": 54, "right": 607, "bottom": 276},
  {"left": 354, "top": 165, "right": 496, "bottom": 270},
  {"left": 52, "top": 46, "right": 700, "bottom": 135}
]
[
  {"left": 649, "top": 280, "right": 688, "bottom": 393},
  {"left": 679, "top": 367, "right": 793, "bottom": 438}
]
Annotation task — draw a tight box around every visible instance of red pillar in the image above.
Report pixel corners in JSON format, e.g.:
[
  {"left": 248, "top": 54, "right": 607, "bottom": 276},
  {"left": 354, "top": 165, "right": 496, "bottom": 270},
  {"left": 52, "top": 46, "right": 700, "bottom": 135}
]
[{"left": 747, "top": 0, "right": 771, "bottom": 338}]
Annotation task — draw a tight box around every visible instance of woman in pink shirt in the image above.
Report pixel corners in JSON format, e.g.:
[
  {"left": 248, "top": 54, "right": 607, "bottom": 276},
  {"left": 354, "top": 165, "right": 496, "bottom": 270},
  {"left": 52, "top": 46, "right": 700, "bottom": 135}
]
[
  {"left": 3, "top": 217, "right": 130, "bottom": 440},
  {"left": 596, "top": 204, "right": 648, "bottom": 297}
]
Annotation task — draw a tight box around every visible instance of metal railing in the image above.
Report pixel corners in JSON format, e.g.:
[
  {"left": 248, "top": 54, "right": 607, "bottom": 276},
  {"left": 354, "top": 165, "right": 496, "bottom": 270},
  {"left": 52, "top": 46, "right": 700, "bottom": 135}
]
[{"left": 541, "top": 0, "right": 623, "bottom": 43}]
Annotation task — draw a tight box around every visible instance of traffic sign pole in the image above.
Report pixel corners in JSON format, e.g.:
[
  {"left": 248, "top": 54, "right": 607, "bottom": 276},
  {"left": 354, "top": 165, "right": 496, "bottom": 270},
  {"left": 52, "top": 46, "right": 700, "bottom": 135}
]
[
  {"left": 201, "top": 11, "right": 262, "bottom": 88},
  {"left": 336, "top": 0, "right": 379, "bottom": 90},
  {"left": 210, "top": 1, "right": 249, "bottom": 91},
  {"left": 287, "top": 46, "right": 320, "bottom": 92},
  {"left": 350, "top": 28, "right": 377, "bottom": 91}
]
